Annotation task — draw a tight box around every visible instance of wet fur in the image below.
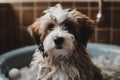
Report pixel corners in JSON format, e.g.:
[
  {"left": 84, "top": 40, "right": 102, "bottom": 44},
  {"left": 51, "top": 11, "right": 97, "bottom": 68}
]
[{"left": 28, "top": 4, "right": 103, "bottom": 80}]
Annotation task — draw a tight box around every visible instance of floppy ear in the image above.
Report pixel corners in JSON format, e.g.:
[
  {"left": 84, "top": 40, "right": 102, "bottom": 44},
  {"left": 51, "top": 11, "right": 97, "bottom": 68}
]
[
  {"left": 27, "top": 19, "right": 41, "bottom": 45},
  {"left": 77, "top": 12, "right": 95, "bottom": 47}
]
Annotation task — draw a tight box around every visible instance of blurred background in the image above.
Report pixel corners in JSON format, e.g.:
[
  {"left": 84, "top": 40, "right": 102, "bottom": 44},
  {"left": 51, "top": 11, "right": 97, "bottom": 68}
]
[{"left": 0, "top": 0, "right": 120, "bottom": 54}]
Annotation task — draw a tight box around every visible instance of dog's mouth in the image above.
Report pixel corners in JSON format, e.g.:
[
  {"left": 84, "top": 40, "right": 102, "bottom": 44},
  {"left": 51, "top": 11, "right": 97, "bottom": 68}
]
[{"left": 55, "top": 45, "right": 63, "bottom": 49}]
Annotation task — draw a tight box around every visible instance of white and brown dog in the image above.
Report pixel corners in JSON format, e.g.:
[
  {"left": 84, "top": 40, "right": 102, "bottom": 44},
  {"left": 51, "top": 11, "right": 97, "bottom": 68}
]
[
  {"left": 28, "top": 4, "right": 103, "bottom": 80},
  {"left": 9, "top": 4, "right": 102, "bottom": 80},
  {"left": 27, "top": 4, "right": 103, "bottom": 80},
  {"left": 9, "top": 4, "right": 103, "bottom": 80}
]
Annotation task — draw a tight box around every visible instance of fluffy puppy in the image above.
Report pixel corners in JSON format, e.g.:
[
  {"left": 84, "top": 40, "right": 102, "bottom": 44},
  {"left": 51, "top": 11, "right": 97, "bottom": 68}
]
[{"left": 28, "top": 4, "right": 103, "bottom": 80}]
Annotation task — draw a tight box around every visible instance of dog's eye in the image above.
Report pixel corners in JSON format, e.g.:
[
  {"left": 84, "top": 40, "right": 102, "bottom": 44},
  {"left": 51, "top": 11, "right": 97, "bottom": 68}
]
[{"left": 48, "top": 23, "right": 54, "bottom": 31}]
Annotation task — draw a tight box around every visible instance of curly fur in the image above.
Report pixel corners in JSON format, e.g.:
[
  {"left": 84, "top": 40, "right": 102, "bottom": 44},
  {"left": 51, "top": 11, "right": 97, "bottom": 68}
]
[{"left": 28, "top": 4, "right": 103, "bottom": 80}]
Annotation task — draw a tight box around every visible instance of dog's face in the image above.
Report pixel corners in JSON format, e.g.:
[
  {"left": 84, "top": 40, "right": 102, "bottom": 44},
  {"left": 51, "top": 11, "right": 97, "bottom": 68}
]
[{"left": 28, "top": 4, "right": 94, "bottom": 58}]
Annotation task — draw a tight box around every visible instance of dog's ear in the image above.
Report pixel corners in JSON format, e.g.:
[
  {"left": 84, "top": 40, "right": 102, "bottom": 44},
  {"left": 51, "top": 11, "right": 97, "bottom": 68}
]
[
  {"left": 27, "top": 19, "right": 41, "bottom": 45},
  {"left": 76, "top": 11, "right": 95, "bottom": 47}
]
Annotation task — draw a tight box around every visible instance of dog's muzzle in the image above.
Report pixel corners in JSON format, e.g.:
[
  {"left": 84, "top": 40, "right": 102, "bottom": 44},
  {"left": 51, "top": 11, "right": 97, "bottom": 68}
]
[{"left": 43, "top": 27, "right": 75, "bottom": 58}]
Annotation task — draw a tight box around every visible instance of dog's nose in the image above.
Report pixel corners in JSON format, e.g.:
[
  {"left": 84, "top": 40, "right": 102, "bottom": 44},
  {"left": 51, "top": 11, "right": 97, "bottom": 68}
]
[{"left": 54, "top": 37, "right": 64, "bottom": 48}]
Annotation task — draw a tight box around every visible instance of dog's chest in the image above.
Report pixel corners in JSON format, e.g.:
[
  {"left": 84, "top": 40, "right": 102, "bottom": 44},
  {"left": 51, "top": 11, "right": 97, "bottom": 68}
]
[{"left": 30, "top": 51, "right": 80, "bottom": 80}]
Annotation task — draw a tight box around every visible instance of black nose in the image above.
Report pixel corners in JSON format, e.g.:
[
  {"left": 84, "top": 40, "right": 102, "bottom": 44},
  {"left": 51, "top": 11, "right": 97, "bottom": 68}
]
[{"left": 54, "top": 37, "right": 64, "bottom": 46}]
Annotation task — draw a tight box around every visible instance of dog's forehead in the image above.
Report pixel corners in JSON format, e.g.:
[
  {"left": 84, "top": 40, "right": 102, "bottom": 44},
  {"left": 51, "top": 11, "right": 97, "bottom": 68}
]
[{"left": 43, "top": 4, "right": 81, "bottom": 24}]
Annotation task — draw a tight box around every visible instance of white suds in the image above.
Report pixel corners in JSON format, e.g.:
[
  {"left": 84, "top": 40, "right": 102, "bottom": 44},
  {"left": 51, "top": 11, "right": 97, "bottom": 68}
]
[{"left": 92, "top": 55, "right": 120, "bottom": 80}]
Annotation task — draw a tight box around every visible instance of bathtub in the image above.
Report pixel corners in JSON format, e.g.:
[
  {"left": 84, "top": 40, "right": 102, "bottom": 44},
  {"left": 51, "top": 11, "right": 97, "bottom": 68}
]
[{"left": 0, "top": 43, "right": 120, "bottom": 79}]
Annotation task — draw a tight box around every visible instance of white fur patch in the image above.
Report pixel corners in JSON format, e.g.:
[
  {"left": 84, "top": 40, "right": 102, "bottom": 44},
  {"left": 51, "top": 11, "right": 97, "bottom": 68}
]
[
  {"left": 44, "top": 4, "right": 69, "bottom": 24},
  {"left": 43, "top": 3, "right": 82, "bottom": 28},
  {"left": 30, "top": 49, "right": 80, "bottom": 80},
  {"left": 43, "top": 27, "right": 75, "bottom": 58}
]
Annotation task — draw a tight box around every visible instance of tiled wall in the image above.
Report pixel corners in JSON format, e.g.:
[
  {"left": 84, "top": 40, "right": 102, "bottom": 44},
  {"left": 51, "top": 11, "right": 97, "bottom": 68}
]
[{"left": 0, "top": 1, "right": 120, "bottom": 54}]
